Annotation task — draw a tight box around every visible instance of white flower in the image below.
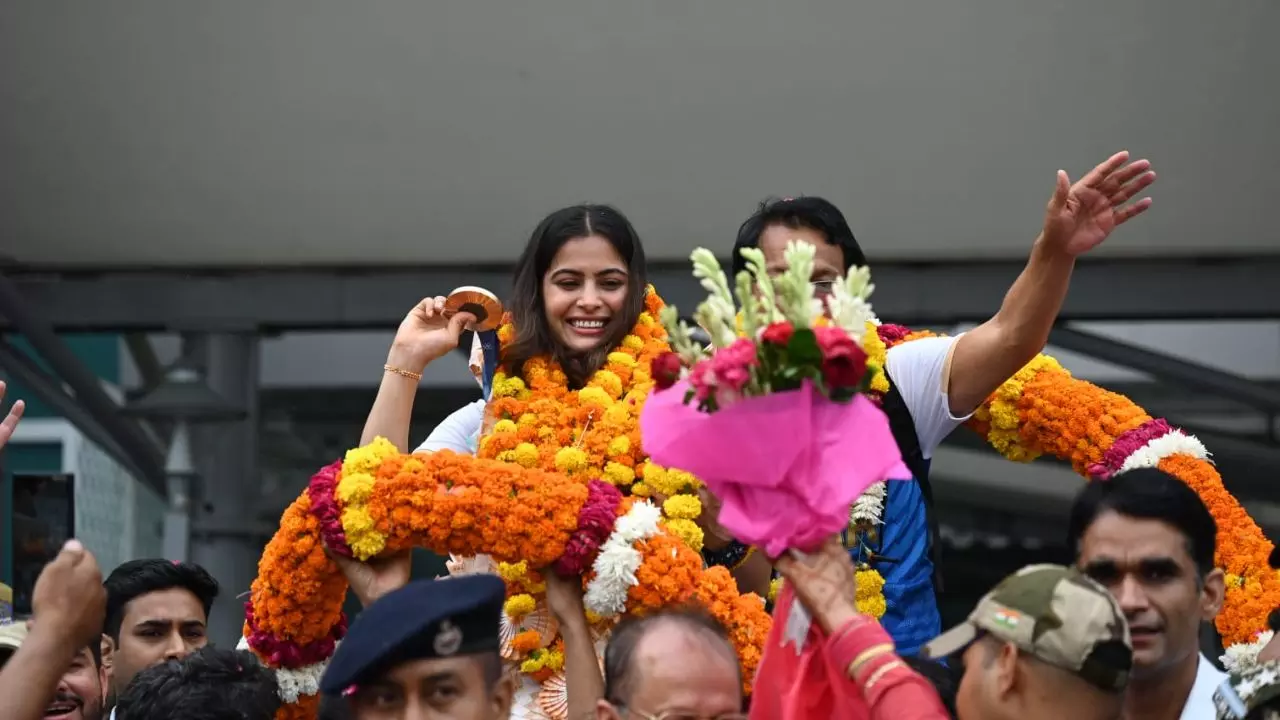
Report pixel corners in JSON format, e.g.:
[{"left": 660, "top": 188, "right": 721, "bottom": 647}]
[
  {"left": 851, "top": 482, "right": 887, "bottom": 527},
  {"left": 615, "top": 501, "right": 661, "bottom": 541},
  {"left": 1119, "top": 430, "right": 1210, "bottom": 474},
  {"left": 1222, "top": 631, "right": 1274, "bottom": 673},
  {"left": 237, "top": 636, "right": 332, "bottom": 703},
  {"left": 584, "top": 501, "right": 663, "bottom": 617}
]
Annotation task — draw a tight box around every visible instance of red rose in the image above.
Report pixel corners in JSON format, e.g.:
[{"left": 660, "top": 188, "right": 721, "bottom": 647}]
[
  {"left": 815, "top": 326, "right": 868, "bottom": 389},
  {"left": 760, "top": 321, "right": 795, "bottom": 346},
  {"left": 652, "top": 352, "right": 684, "bottom": 390}
]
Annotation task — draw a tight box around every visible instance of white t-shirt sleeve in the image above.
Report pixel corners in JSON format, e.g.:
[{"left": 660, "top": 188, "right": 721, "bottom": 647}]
[
  {"left": 884, "top": 334, "right": 973, "bottom": 458},
  {"left": 414, "top": 399, "right": 486, "bottom": 454}
]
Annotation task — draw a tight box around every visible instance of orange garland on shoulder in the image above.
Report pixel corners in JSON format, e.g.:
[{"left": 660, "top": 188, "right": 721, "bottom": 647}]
[{"left": 866, "top": 323, "right": 1279, "bottom": 646}]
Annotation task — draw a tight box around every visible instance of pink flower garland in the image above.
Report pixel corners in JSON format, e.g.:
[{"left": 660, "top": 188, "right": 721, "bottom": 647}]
[
  {"left": 307, "top": 460, "right": 352, "bottom": 557},
  {"left": 244, "top": 599, "right": 347, "bottom": 668},
  {"left": 876, "top": 324, "right": 912, "bottom": 344},
  {"left": 1086, "top": 418, "right": 1174, "bottom": 479},
  {"left": 552, "top": 479, "right": 623, "bottom": 576}
]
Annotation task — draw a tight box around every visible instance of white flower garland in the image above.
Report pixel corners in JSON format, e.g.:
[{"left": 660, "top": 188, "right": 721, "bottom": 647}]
[
  {"left": 1222, "top": 630, "right": 1274, "bottom": 674},
  {"left": 1118, "top": 429, "right": 1210, "bottom": 474},
  {"left": 583, "top": 500, "right": 663, "bottom": 617},
  {"left": 237, "top": 635, "right": 332, "bottom": 704},
  {"left": 851, "top": 481, "right": 887, "bottom": 528}
]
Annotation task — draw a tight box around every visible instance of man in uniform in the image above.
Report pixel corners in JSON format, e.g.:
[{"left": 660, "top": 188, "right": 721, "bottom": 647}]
[{"left": 319, "top": 575, "right": 514, "bottom": 720}]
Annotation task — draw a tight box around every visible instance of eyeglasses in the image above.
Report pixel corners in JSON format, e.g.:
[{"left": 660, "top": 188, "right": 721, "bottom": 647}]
[
  {"left": 615, "top": 706, "right": 748, "bottom": 720},
  {"left": 810, "top": 279, "right": 837, "bottom": 296}
]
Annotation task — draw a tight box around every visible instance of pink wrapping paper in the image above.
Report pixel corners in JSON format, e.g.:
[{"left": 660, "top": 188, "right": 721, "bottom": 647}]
[{"left": 640, "top": 379, "right": 910, "bottom": 558}]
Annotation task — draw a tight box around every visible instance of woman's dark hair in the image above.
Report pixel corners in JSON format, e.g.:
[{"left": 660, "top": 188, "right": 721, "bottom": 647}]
[
  {"left": 1067, "top": 468, "right": 1218, "bottom": 576},
  {"left": 104, "top": 559, "right": 220, "bottom": 641},
  {"left": 603, "top": 609, "right": 740, "bottom": 706},
  {"left": 731, "top": 196, "right": 867, "bottom": 279},
  {"left": 504, "top": 204, "right": 647, "bottom": 388}
]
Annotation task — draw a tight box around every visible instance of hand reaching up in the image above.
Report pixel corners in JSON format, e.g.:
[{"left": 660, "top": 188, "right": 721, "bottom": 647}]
[
  {"left": 388, "top": 296, "right": 478, "bottom": 372},
  {"left": 1040, "top": 150, "right": 1156, "bottom": 258},
  {"left": 543, "top": 569, "right": 588, "bottom": 632},
  {"left": 330, "top": 550, "right": 412, "bottom": 608},
  {"left": 774, "top": 536, "right": 861, "bottom": 635},
  {"left": 30, "top": 540, "right": 106, "bottom": 655},
  {"left": 0, "top": 381, "right": 25, "bottom": 451}
]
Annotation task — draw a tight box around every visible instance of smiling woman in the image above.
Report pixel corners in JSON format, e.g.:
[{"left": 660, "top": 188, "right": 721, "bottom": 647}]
[{"left": 503, "top": 205, "right": 649, "bottom": 390}]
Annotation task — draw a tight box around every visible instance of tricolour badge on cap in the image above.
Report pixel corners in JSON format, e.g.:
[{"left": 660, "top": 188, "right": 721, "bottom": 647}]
[{"left": 993, "top": 609, "right": 1022, "bottom": 630}]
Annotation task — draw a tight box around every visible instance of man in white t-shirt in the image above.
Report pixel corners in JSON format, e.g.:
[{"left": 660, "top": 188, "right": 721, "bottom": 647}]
[
  {"left": 714, "top": 151, "right": 1155, "bottom": 654},
  {"left": 1070, "top": 468, "right": 1227, "bottom": 720}
]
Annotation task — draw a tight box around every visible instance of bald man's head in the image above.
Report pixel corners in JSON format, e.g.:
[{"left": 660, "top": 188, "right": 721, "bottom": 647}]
[{"left": 602, "top": 610, "right": 742, "bottom": 717}]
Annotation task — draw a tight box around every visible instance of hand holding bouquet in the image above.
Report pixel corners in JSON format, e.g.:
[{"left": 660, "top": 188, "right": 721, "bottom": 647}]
[{"left": 640, "top": 242, "right": 910, "bottom": 558}]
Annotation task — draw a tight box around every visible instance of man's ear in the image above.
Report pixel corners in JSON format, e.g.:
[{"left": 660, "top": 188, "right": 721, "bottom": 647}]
[
  {"left": 596, "top": 699, "right": 626, "bottom": 720},
  {"left": 1201, "top": 568, "right": 1226, "bottom": 621},
  {"left": 994, "top": 641, "right": 1021, "bottom": 699},
  {"left": 100, "top": 634, "right": 115, "bottom": 666},
  {"left": 491, "top": 672, "right": 515, "bottom": 717}
]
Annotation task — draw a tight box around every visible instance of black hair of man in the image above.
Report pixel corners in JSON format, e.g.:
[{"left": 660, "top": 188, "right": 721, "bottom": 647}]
[
  {"left": 114, "top": 646, "right": 280, "bottom": 720},
  {"left": 1067, "top": 468, "right": 1217, "bottom": 576},
  {"left": 903, "top": 655, "right": 960, "bottom": 717},
  {"left": 602, "top": 608, "right": 740, "bottom": 705},
  {"left": 103, "top": 559, "right": 219, "bottom": 641},
  {"left": 730, "top": 196, "right": 868, "bottom": 280}
]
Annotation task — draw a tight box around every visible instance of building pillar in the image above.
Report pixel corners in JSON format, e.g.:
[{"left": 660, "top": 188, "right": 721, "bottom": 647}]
[{"left": 189, "top": 333, "right": 261, "bottom": 646}]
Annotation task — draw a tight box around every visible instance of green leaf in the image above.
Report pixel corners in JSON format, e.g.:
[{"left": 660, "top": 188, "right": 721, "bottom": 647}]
[{"left": 786, "top": 329, "right": 824, "bottom": 366}]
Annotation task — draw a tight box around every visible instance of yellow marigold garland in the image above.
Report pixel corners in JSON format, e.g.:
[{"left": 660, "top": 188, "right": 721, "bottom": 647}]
[{"left": 479, "top": 287, "right": 707, "bottom": 551}]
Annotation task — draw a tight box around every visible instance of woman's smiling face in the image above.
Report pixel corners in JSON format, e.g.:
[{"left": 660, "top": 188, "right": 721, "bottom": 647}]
[{"left": 541, "top": 234, "right": 630, "bottom": 354}]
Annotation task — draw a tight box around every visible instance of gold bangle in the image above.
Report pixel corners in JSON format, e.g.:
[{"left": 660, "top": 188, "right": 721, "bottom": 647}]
[
  {"left": 862, "top": 659, "right": 907, "bottom": 693},
  {"left": 384, "top": 364, "right": 423, "bottom": 381},
  {"left": 847, "top": 643, "right": 895, "bottom": 678}
]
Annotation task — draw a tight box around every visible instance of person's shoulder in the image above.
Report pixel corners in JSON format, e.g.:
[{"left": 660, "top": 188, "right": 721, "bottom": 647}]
[
  {"left": 1180, "top": 654, "right": 1228, "bottom": 720},
  {"left": 415, "top": 399, "right": 486, "bottom": 454}
]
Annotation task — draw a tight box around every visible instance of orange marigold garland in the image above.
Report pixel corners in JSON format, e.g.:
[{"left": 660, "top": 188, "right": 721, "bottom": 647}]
[
  {"left": 872, "top": 323, "right": 1279, "bottom": 647},
  {"left": 244, "top": 288, "right": 771, "bottom": 720}
]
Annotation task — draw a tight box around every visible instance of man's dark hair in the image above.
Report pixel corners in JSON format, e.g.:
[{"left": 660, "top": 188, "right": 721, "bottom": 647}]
[
  {"left": 904, "top": 656, "right": 959, "bottom": 717},
  {"left": 731, "top": 196, "right": 868, "bottom": 279},
  {"left": 114, "top": 647, "right": 279, "bottom": 720},
  {"left": 103, "top": 559, "right": 219, "bottom": 640},
  {"left": 1067, "top": 468, "right": 1218, "bottom": 576},
  {"left": 603, "top": 608, "right": 740, "bottom": 705}
]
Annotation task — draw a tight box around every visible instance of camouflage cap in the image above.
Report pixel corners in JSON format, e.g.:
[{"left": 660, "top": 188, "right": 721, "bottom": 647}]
[
  {"left": 1214, "top": 659, "right": 1280, "bottom": 719},
  {"left": 922, "top": 564, "right": 1133, "bottom": 692}
]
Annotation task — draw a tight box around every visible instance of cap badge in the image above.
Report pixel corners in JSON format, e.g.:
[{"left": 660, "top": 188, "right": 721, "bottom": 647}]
[
  {"left": 434, "top": 619, "right": 464, "bottom": 657},
  {"left": 993, "top": 609, "right": 1022, "bottom": 630}
]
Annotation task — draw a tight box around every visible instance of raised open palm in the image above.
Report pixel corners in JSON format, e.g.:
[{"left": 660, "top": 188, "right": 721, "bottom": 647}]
[{"left": 1042, "top": 150, "right": 1156, "bottom": 257}]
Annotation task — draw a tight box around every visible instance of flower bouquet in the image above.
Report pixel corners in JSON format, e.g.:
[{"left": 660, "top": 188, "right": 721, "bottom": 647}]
[{"left": 640, "top": 242, "right": 911, "bottom": 559}]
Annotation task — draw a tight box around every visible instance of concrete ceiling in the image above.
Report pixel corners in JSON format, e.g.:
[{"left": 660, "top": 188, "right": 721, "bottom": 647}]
[{"left": 2, "top": 1, "right": 1277, "bottom": 267}]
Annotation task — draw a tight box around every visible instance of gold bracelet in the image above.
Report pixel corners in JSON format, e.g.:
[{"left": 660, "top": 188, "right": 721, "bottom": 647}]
[
  {"left": 847, "top": 643, "right": 895, "bottom": 678},
  {"left": 862, "top": 659, "right": 908, "bottom": 694},
  {"left": 384, "top": 364, "right": 423, "bottom": 381}
]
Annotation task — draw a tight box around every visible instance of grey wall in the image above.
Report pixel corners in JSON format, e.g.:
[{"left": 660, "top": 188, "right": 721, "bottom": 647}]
[{"left": 2, "top": 0, "right": 1277, "bottom": 267}]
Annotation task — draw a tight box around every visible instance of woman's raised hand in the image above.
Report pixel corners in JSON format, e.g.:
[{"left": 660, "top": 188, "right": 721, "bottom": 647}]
[
  {"left": 387, "top": 296, "right": 478, "bottom": 372},
  {"left": 543, "top": 569, "right": 589, "bottom": 631}
]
